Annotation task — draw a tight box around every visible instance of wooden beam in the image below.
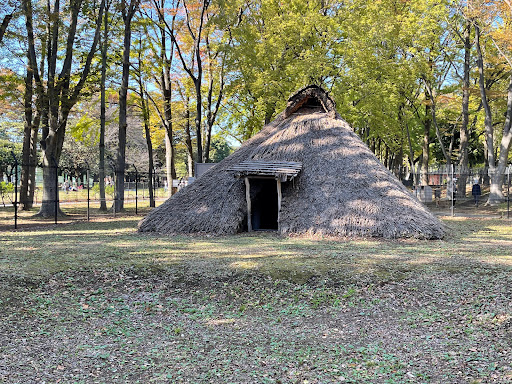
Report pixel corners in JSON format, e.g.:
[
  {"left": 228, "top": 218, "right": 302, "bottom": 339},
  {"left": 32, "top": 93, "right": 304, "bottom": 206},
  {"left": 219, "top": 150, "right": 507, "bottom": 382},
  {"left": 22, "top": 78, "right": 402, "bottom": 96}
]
[
  {"left": 245, "top": 177, "right": 252, "bottom": 232},
  {"left": 276, "top": 178, "right": 282, "bottom": 232}
]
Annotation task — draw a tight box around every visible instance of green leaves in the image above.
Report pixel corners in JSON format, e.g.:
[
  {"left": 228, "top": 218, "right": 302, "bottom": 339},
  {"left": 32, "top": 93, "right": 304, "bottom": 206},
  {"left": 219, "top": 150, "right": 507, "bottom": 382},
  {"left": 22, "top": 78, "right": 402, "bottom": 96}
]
[
  {"left": 0, "top": 138, "right": 21, "bottom": 176},
  {"left": 221, "top": 0, "right": 342, "bottom": 138},
  {"left": 70, "top": 114, "right": 99, "bottom": 146}
]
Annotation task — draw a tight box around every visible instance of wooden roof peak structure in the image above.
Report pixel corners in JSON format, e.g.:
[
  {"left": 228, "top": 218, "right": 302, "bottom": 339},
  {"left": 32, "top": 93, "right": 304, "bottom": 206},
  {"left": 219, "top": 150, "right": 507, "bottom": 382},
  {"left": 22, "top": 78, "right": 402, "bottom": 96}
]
[{"left": 284, "top": 85, "right": 338, "bottom": 118}]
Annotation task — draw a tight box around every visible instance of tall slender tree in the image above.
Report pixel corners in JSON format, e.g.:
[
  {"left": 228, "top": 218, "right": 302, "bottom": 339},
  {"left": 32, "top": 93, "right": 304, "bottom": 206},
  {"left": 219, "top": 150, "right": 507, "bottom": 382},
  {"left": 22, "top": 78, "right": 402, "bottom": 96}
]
[
  {"left": 154, "top": 0, "right": 210, "bottom": 163},
  {"left": 20, "top": 46, "right": 39, "bottom": 210},
  {"left": 473, "top": 1, "right": 512, "bottom": 204},
  {"left": 115, "top": 0, "right": 141, "bottom": 212},
  {"left": 98, "top": 0, "right": 113, "bottom": 211},
  {"left": 456, "top": 18, "right": 473, "bottom": 195}
]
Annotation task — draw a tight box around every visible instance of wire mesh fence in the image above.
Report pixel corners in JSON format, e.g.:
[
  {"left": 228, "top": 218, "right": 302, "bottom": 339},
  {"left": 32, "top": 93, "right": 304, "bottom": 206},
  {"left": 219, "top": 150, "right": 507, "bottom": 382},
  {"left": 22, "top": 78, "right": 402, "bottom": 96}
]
[
  {"left": 2, "top": 159, "right": 512, "bottom": 230},
  {"left": 404, "top": 164, "right": 512, "bottom": 218},
  {"left": 0, "top": 156, "right": 194, "bottom": 230}
]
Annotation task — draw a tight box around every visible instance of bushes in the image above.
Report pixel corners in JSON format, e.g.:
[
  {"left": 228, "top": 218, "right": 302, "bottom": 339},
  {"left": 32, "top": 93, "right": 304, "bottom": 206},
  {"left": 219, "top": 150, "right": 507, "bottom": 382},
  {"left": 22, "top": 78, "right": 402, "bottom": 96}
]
[
  {"left": 91, "top": 183, "right": 114, "bottom": 197},
  {"left": 0, "top": 181, "right": 14, "bottom": 206}
]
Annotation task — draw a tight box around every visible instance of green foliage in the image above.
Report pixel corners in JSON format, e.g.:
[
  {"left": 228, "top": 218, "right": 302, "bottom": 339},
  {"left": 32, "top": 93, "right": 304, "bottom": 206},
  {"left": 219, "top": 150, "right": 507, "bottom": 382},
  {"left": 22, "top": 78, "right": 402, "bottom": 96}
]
[
  {"left": 209, "top": 134, "right": 233, "bottom": 163},
  {"left": 91, "top": 182, "right": 114, "bottom": 197},
  {"left": 2, "top": 0, "right": 511, "bottom": 180},
  {"left": 219, "top": 0, "right": 342, "bottom": 139},
  {"left": 0, "top": 181, "right": 14, "bottom": 207},
  {"left": 217, "top": 0, "right": 458, "bottom": 166},
  {"left": 70, "top": 114, "right": 99, "bottom": 146},
  {"left": 0, "top": 180, "right": 14, "bottom": 206},
  {"left": 0, "top": 139, "right": 21, "bottom": 176},
  {"left": 0, "top": 180, "right": 14, "bottom": 196}
]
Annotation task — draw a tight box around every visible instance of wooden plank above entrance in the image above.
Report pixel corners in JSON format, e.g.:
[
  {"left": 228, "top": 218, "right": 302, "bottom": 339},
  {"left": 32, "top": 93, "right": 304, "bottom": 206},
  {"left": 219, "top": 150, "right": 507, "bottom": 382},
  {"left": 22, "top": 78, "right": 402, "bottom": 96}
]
[{"left": 229, "top": 160, "right": 303, "bottom": 182}]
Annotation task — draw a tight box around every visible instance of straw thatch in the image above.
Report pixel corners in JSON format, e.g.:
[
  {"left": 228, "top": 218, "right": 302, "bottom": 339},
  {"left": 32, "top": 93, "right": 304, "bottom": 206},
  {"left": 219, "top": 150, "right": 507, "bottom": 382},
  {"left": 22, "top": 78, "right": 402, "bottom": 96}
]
[{"left": 139, "top": 85, "right": 444, "bottom": 239}]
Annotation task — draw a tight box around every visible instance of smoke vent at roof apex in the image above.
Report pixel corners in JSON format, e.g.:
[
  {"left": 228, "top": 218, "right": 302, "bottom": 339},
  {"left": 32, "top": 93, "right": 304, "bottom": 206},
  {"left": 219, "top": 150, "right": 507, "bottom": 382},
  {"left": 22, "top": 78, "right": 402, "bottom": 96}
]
[{"left": 284, "top": 85, "right": 338, "bottom": 118}]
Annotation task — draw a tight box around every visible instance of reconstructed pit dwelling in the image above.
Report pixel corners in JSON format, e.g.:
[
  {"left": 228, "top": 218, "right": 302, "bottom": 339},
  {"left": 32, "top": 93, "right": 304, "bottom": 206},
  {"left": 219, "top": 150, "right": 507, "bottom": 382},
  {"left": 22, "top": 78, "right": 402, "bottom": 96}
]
[{"left": 139, "top": 86, "right": 444, "bottom": 239}]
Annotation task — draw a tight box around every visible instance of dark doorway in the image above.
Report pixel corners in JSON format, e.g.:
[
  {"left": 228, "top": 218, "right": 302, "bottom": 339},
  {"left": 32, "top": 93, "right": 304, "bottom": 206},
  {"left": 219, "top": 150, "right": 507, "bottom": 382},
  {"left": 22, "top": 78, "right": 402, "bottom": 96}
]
[{"left": 250, "top": 178, "right": 278, "bottom": 230}]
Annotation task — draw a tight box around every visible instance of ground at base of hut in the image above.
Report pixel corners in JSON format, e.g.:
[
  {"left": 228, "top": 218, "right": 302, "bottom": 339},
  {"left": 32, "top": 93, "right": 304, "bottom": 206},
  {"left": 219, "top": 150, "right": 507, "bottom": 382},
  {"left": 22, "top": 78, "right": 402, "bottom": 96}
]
[{"left": 1, "top": 217, "right": 511, "bottom": 383}]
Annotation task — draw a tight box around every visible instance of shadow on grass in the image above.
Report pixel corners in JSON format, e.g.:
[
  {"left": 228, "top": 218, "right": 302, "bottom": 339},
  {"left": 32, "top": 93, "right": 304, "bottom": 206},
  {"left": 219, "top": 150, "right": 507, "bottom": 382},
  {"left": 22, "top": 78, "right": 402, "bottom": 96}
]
[{"left": 1, "top": 216, "right": 511, "bottom": 287}]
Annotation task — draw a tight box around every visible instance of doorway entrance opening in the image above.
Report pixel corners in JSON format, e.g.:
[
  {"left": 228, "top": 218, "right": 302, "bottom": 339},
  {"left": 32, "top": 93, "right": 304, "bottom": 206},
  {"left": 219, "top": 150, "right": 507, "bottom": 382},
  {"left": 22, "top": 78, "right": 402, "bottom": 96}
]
[
  {"left": 232, "top": 161, "right": 300, "bottom": 233},
  {"left": 250, "top": 178, "right": 278, "bottom": 230}
]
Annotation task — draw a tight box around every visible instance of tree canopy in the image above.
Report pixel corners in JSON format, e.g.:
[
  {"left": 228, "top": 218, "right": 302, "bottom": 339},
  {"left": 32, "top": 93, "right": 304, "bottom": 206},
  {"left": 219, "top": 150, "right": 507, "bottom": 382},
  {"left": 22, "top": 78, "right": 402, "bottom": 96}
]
[{"left": 1, "top": 0, "right": 512, "bottom": 206}]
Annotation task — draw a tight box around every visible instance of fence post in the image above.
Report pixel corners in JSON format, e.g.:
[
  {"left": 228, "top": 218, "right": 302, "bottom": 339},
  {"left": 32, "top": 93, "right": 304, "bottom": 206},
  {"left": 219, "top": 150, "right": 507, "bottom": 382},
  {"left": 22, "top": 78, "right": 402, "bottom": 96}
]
[
  {"left": 153, "top": 167, "right": 157, "bottom": 199},
  {"left": 51, "top": 156, "right": 58, "bottom": 224},
  {"left": 11, "top": 151, "right": 18, "bottom": 230},
  {"left": 451, "top": 163, "right": 454, "bottom": 217},
  {"left": 110, "top": 161, "right": 116, "bottom": 217},
  {"left": 507, "top": 166, "right": 510, "bottom": 220},
  {"left": 132, "top": 164, "right": 138, "bottom": 215},
  {"left": 84, "top": 160, "right": 90, "bottom": 221}
]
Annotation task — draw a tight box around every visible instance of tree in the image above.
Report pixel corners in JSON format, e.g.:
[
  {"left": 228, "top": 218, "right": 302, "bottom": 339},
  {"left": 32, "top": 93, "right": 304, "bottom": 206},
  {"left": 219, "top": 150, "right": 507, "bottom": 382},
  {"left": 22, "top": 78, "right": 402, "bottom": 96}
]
[
  {"left": 0, "top": 139, "right": 21, "bottom": 181},
  {"left": 20, "top": 50, "right": 39, "bottom": 210},
  {"left": 23, "top": 0, "right": 105, "bottom": 217},
  {"left": 175, "top": 80, "right": 195, "bottom": 176},
  {"left": 454, "top": 13, "right": 474, "bottom": 195},
  {"left": 209, "top": 133, "right": 232, "bottom": 162},
  {"left": 99, "top": 0, "right": 114, "bottom": 211},
  {"left": 115, "top": 0, "right": 141, "bottom": 212},
  {"left": 0, "top": 68, "right": 34, "bottom": 208},
  {"left": 0, "top": 1, "right": 19, "bottom": 44},
  {"left": 472, "top": 0, "right": 512, "bottom": 204},
  {"left": 154, "top": 0, "right": 211, "bottom": 163},
  {"left": 144, "top": 0, "right": 179, "bottom": 187},
  {"left": 132, "top": 28, "right": 155, "bottom": 207},
  {"left": 219, "top": 0, "right": 341, "bottom": 141},
  {"left": 202, "top": 11, "right": 228, "bottom": 163}
]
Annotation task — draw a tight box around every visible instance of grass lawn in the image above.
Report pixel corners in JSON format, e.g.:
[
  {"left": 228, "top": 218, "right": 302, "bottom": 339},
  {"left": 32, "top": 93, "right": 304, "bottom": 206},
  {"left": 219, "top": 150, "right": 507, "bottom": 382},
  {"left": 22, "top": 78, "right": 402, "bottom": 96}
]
[{"left": 1, "top": 216, "right": 511, "bottom": 383}]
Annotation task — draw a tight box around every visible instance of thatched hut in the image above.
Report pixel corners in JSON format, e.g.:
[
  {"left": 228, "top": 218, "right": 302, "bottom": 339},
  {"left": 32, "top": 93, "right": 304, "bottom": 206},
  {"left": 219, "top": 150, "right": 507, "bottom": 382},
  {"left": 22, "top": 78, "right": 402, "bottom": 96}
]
[{"left": 139, "top": 85, "right": 444, "bottom": 239}]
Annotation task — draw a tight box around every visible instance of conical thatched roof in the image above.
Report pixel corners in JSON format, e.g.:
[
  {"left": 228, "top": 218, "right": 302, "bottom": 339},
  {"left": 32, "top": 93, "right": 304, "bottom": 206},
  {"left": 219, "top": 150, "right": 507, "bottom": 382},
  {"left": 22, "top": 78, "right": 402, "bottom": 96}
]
[{"left": 139, "top": 85, "right": 444, "bottom": 239}]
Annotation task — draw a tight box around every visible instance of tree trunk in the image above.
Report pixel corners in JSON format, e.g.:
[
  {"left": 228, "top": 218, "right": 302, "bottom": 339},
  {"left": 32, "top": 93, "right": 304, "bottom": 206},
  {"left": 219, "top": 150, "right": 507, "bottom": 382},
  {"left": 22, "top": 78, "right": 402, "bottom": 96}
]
[
  {"left": 21, "top": 64, "right": 39, "bottom": 210},
  {"left": 153, "top": 1, "right": 176, "bottom": 196},
  {"left": 394, "top": 143, "right": 403, "bottom": 177},
  {"left": 204, "top": 116, "right": 213, "bottom": 163},
  {"left": 364, "top": 126, "right": 370, "bottom": 146},
  {"left": 0, "top": 13, "right": 13, "bottom": 44},
  {"left": 165, "top": 132, "right": 173, "bottom": 196},
  {"left": 476, "top": 23, "right": 500, "bottom": 204},
  {"left": 142, "top": 99, "right": 154, "bottom": 207},
  {"left": 404, "top": 120, "right": 416, "bottom": 185},
  {"left": 457, "top": 20, "right": 471, "bottom": 196},
  {"left": 115, "top": 2, "right": 137, "bottom": 212},
  {"left": 421, "top": 103, "right": 431, "bottom": 185},
  {"left": 137, "top": 53, "right": 155, "bottom": 208},
  {"left": 161, "top": 81, "right": 176, "bottom": 182},
  {"left": 185, "top": 96, "right": 194, "bottom": 177},
  {"left": 38, "top": 98, "right": 68, "bottom": 217},
  {"left": 98, "top": 3, "right": 108, "bottom": 211},
  {"left": 159, "top": 9, "right": 176, "bottom": 185},
  {"left": 20, "top": 119, "right": 39, "bottom": 210},
  {"left": 489, "top": 75, "right": 512, "bottom": 203},
  {"left": 203, "top": 46, "right": 225, "bottom": 163},
  {"left": 194, "top": 79, "right": 203, "bottom": 163},
  {"left": 38, "top": 162, "right": 60, "bottom": 217},
  {"left": 264, "top": 102, "right": 275, "bottom": 125}
]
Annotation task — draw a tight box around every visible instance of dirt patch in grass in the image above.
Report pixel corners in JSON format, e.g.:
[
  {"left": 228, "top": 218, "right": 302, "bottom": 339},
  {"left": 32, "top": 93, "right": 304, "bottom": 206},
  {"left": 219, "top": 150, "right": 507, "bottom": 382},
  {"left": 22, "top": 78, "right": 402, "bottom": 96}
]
[{"left": 1, "top": 217, "right": 512, "bottom": 383}]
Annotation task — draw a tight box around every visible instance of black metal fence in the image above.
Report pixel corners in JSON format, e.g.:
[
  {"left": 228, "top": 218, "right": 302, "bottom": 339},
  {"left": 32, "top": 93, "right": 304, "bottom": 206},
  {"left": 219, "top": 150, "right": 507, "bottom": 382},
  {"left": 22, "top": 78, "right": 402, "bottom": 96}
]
[
  {"left": 405, "top": 164, "right": 512, "bottom": 217},
  {"left": 3, "top": 157, "right": 512, "bottom": 230},
  {"left": 1, "top": 154, "right": 192, "bottom": 230}
]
